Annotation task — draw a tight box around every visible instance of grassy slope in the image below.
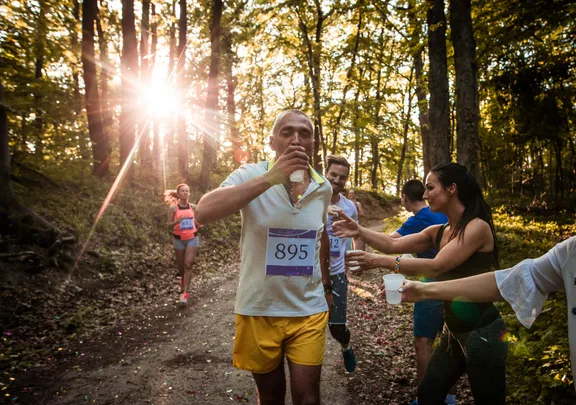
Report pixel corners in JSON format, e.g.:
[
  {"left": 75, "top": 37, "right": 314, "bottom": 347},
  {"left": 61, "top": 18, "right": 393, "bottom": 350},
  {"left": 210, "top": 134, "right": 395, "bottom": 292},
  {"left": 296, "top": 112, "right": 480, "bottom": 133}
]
[{"left": 0, "top": 173, "right": 241, "bottom": 381}]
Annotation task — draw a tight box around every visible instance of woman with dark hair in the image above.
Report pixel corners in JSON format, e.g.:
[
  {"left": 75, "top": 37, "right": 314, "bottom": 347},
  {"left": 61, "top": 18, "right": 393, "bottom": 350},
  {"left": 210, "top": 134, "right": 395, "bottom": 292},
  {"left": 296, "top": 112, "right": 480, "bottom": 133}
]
[
  {"left": 165, "top": 184, "right": 199, "bottom": 305},
  {"left": 333, "top": 162, "right": 507, "bottom": 405}
]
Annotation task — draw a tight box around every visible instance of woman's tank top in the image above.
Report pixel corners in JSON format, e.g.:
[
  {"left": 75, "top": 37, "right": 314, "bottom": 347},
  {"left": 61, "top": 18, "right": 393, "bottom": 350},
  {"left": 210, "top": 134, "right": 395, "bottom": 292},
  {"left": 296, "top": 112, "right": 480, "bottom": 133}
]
[
  {"left": 435, "top": 223, "right": 500, "bottom": 333},
  {"left": 173, "top": 204, "right": 196, "bottom": 240}
]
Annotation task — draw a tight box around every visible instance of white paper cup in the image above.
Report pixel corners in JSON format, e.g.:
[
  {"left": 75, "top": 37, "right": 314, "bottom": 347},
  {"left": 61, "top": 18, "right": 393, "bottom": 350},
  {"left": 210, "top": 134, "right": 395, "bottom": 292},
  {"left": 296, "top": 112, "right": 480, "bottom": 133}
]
[
  {"left": 290, "top": 169, "right": 305, "bottom": 182},
  {"left": 383, "top": 274, "right": 405, "bottom": 304}
]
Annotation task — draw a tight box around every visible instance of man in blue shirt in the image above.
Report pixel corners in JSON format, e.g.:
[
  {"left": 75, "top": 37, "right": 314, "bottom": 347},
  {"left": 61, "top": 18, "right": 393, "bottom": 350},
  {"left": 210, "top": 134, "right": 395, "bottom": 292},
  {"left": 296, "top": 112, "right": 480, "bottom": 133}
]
[{"left": 389, "top": 180, "right": 456, "bottom": 405}]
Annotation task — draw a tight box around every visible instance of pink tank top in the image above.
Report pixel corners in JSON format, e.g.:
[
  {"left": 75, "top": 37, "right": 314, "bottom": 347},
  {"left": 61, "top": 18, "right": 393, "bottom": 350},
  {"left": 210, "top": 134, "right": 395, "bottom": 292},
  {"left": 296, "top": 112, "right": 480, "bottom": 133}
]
[{"left": 173, "top": 204, "right": 196, "bottom": 240}]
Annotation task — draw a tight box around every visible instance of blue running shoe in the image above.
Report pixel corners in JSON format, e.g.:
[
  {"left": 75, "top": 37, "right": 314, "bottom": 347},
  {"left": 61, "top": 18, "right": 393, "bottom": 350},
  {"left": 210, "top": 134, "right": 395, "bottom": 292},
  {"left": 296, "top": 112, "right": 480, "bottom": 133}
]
[{"left": 342, "top": 347, "right": 356, "bottom": 372}]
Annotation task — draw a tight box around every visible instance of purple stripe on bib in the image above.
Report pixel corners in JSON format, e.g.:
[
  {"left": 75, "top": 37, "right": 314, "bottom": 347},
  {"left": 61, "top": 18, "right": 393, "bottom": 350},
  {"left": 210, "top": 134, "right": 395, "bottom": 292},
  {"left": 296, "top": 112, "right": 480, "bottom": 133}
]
[
  {"left": 268, "top": 228, "right": 318, "bottom": 239},
  {"left": 265, "top": 265, "right": 314, "bottom": 276}
]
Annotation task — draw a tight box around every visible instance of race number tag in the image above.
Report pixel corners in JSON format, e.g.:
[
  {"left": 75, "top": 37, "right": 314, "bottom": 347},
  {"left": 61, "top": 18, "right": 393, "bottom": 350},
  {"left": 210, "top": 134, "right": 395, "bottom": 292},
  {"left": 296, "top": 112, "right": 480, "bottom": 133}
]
[
  {"left": 180, "top": 218, "right": 195, "bottom": 231},
  {"left": 265, "top": 228, "right": 317, "bottom": 276},
  {"left": 329, "top": 234, "right": 342, "bottom": 257}
]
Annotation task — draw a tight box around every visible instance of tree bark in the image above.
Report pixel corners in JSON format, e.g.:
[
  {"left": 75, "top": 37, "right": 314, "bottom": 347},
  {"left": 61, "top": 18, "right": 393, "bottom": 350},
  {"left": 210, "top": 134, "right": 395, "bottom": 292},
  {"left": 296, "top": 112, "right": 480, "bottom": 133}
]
[
  {"left": 222, "top": 30, "right": 240, "bottom": 163},
  {"left": 427, "top": 0, "right": 451, "bottom": 167},
  {"left": 199, "top": 0, "right": 223, "bottom": 188},
  {"left": 120, "top": 0, "right": 138, "bottom": 182},
  {"left": 82, "top": 0, "right": 109, "bottom": 176},
  {"left": 33, "top": 0, "right": 47, "bottom": 156},
  {"left": 331, "top": 6, "right": 363, "bottom": 155},
  {"left": 295, "top": 1, "right": 327, "bottom": 171},
  {"left": 371, "top": 63, "right": 383, "bottom": 190},
  {"left": 140, "top": 0, "right": 153, "bottom": 171},
  {"left": 72, "top": 0, "right": 90, "bottom": 159},
  {"left": 150, "top": 2, "right": 161, "bottom": 183},
  {"left": 396, "top": 69, "right": 415, "bottom": 196},
  {"left": 96, "top": 2, "right": 112, "bottom": 140},
  {"left": 0, "top": 85, "right": 16, "bottom": 204},
  {"left": 165, "top": 0, "right": 176, "bottom": 149},
  {"left": 450, "top": 0, "right": 479, "bottom": 178},
  {"left": 408, "top": 1, "right": 431, "bottom": 178},
  {"left": 177, "top": 0, "right": 188, "bottom": 180}
]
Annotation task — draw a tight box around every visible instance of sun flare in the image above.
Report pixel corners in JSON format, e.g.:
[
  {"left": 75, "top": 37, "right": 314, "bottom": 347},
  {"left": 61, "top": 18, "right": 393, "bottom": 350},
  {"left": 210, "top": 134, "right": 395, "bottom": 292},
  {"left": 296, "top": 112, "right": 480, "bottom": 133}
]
[{"left": 141, "top": 84, "right": 178, "bottom": 118}]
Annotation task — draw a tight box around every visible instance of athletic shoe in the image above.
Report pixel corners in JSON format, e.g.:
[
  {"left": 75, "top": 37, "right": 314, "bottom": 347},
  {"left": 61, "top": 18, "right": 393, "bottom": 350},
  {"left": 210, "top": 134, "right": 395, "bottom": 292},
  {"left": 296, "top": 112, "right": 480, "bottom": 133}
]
[
  {"left": 179, "top": 292, "right": 189, "bottom": 305},
  {"left": 342, "top": 347, "right": 356, "bottom": 372},
  {"left": 445, "top": 394, "right": 457, "bottom": 405}
]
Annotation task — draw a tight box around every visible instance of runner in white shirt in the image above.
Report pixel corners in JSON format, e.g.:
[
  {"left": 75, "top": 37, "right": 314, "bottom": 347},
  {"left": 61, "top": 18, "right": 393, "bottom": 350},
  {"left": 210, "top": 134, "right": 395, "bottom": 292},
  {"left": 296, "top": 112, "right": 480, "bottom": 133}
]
[
  {"left": 400, "top": 236, "right": 576, "bottom": 393},
  {"left": 324, "top": 155, "right": 365, "bottom": 372},
  {"left": 195, "top": 110, "right": 333, "bottom": 405}
]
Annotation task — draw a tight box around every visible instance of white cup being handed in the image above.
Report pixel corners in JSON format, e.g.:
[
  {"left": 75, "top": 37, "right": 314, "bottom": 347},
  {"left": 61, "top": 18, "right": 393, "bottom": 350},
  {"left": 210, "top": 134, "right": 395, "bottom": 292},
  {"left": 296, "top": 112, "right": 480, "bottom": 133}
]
[
  {"left": 383, "top": 274, "right": 405, "bottom": 304},
  {"left": 290, "top": 169, "right": 305, "bottom": 182}
]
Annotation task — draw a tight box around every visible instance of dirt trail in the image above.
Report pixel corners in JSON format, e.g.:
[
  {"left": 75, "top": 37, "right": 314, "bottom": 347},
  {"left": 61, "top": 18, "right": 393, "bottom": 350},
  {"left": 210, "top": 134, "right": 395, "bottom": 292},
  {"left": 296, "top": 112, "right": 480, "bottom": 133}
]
[{"left": 16, "top": 262, "right": 352, "bottom": 405}]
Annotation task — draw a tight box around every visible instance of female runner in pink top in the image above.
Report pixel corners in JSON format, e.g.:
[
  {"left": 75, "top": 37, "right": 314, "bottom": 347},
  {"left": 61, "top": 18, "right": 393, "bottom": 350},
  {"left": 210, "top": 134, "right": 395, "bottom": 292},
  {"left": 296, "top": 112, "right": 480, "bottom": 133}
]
[{"left": 165, "top": 184, "right": 199, "bottom": 305}]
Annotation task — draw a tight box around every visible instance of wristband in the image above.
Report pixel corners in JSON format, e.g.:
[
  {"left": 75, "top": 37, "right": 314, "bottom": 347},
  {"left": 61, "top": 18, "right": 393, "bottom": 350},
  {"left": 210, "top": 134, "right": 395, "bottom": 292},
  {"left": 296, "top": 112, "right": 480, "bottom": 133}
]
[{"left": 394, "top": 256, "right": 400, "bottom": 274}]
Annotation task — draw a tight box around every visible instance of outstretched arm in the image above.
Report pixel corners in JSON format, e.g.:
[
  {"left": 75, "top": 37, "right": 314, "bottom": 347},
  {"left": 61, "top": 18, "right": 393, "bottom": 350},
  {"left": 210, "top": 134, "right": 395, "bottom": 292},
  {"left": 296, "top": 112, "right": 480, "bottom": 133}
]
[
  {"left": 195, "top": 145, "right": 309, "bottom": 224},
  {"left": 332, "top": 211, "right": 435, "bottom": 254},
  {"left": 401, "top": 273, "right": 502, "bottom": 303}
]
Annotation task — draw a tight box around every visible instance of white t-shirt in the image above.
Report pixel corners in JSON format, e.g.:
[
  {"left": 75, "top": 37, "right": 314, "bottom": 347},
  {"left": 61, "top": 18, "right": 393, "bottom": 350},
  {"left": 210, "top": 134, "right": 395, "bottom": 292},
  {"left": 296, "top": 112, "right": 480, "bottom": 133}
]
[
  {"left": 327, "top": 195, "right": 358, "bottom": 275},
  {"left": 220, "top": 161, "right": 332, "bottom": 317},
  {"left": 495, "top": 236, "right": 576, "bottom": 392}
]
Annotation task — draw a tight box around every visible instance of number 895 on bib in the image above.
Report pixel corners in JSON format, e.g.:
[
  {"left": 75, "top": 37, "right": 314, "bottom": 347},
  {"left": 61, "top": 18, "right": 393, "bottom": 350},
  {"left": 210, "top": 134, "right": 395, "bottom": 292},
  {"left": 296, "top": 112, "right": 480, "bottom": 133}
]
[{"left": 265, "top": 228, "right": 317, "bottom": 276}]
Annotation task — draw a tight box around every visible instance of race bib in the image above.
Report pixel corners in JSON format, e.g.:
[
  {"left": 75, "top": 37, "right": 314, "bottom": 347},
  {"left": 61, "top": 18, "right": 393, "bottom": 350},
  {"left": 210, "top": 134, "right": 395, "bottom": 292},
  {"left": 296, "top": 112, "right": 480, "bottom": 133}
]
[
  {"left": 265, "top": 228, "right": 317, "bottom": 276},
  {"left": 180, "top": 218, "right": 195, "bottom": 231},
  {"left": 329, "top": 234, "right": 342, "bottom": 257}
]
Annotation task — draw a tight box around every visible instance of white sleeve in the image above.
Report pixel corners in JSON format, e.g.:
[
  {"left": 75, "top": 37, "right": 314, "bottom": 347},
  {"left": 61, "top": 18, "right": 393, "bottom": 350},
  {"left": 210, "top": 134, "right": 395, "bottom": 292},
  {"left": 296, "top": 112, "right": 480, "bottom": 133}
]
[
  {"left": 495, "top": 241, "right": 567, "bottom": 328},
  {"left": 220, "top": 164, "right": 255, "bottom": 187}
]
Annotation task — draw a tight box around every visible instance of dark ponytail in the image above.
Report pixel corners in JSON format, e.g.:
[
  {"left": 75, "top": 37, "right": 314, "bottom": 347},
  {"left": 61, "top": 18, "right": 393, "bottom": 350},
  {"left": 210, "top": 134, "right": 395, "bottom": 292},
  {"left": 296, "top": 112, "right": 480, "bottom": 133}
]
[{"left": 430, "top": 162, "right": 499, "bottom": 268}]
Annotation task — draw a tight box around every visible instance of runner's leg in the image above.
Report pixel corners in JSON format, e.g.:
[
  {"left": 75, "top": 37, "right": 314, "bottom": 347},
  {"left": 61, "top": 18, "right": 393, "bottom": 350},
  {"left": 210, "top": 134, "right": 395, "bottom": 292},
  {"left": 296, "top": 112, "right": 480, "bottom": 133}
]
[
  {"left": 418, "top": 329, "right": 465, "bottom": 405},
  {"left": 252, "top": 360, "right": 286, "bottom": 405},
  {"left": 183, "top": 245, "right": 198, "bottom": 294},
  {"left": 174, "top": 244, "right": 185, "bottom": 292},
  {"left": 287, "top": 361, "right": 322, "bottom": 405}
]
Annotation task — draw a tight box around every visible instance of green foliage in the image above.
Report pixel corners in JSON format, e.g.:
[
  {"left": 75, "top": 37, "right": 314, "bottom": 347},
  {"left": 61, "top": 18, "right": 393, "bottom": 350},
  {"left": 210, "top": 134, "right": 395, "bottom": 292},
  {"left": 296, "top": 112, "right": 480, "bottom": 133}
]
[{"left": 492, "top": 206, "right": 576, "bottom": 403}]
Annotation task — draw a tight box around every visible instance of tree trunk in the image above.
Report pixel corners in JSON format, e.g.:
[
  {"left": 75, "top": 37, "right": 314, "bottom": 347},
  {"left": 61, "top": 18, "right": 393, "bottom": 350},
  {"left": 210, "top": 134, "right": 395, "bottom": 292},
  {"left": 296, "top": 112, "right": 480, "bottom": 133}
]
[
  {"left": 199, "top": 0, "right": 223, "bottom": 188},
  {"left": 554, "top": 139, "right": 564, "bottom": 199},
  {"left": 150, "top": 2, "right": 161, "bottom": 185},
  {"left": 120, "top": 0, "right": 138, "bottom": 182},
  {"left": 0, "top": 85, "right": 16, "bottom": 204},
  {"left": 33, "top": 0, "right": 47, "bottom": 156},
  {"left": 396, "top": 69, "right": 415, "bottom": 195},
  {"left": 371, "top": 60, "right": 383, "bottom": 190},
  {"left": 96, "top": 2, "right": 112, "bottom": 141},
  {"left": 222, "top": 30, "right": 240, "bottom": 163},
  {"left": 82, "top": 0, "right": 109, "bottom": 177},
  {"left": 165, "top": 0, "right": 176, "bottom": 149},
  {"left": 331, "top": 7, "right": 363, "bottom": 155},
  {"left": 72, "top": 0, "right": 90, "bottom": 160},
  {"left": 450, "top": 0, "right": 479, "bottom": 177},
  {"left": 177, "top": 0, "right": 188, "bottom": 180},
  {"left": 295, "top": 1, "right": 326, "bottom": 171},
  {"left": 427, "top": 0, "right": 451, "bottom": 167},
  {"left": 352, "top": 69, "right": 364, "bottom": 187},
  {"left": 408, "top": 0, "right": 431, "bottom": 178},
  {"left": 414, "top": 47, "right": 431, "bottom": 179},
  {"left": 140, "top": 0, "right": 153, "bottom": 171}
]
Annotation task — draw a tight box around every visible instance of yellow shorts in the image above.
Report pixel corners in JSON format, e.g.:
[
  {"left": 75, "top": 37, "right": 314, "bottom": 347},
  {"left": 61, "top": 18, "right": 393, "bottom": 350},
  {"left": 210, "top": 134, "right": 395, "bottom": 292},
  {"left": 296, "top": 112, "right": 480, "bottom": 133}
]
[{"left": 233, "top": 312, "right": 328, "bottom": 374}]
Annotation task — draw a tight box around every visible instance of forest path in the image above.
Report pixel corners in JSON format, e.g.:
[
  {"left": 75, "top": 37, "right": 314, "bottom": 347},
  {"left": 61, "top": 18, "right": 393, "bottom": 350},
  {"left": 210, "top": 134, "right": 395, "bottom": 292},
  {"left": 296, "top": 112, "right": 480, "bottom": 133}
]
[{"left": 14, "top": 261, "right": 352, "bottom": 405}]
